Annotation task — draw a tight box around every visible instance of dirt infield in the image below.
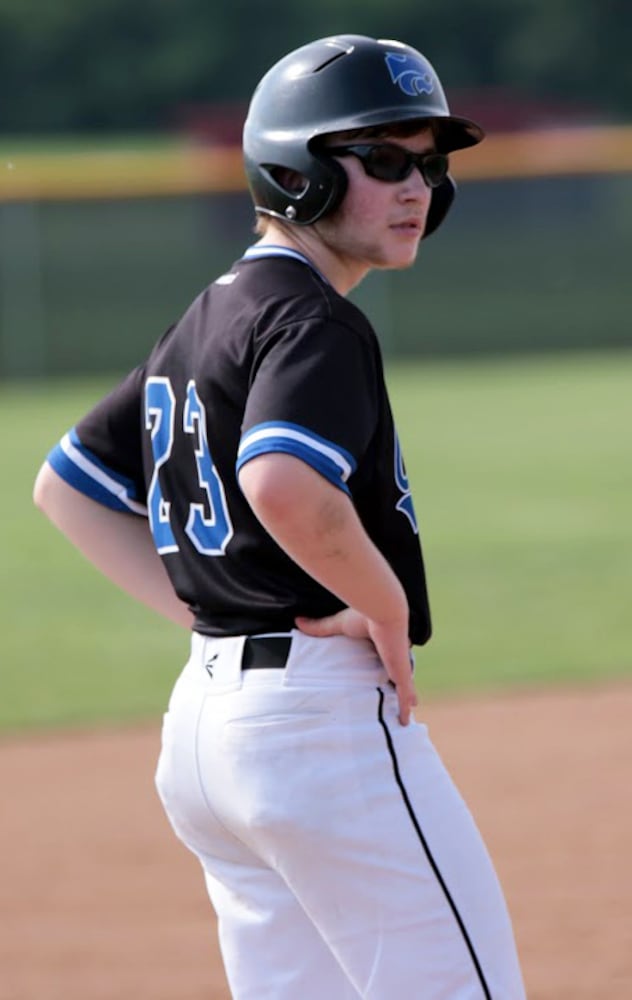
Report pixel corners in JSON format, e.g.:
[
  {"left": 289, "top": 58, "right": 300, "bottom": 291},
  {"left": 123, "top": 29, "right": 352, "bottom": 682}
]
[{"left": 1, "top": 681, "right": 630, "bottom": 1000}]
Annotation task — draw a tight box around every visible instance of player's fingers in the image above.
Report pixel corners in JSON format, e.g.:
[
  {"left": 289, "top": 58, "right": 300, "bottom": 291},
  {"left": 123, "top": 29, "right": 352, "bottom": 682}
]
[
  {"left": 398, "top": 696, "right": 411, "bottom": 727},
  {"left": 368, "top": 622, "right": 416, "bottom": 725},
  {"left": 377, "top": 643, "right": 417, "bottom": 727},
  {"left": 396, "top": 681, "right": 418, "bottom": 727}
]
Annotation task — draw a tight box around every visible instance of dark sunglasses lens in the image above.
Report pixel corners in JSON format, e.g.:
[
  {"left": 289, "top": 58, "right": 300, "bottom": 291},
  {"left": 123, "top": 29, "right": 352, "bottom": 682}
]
[
  {"left": 363, "top": 147, "right": 448, "bottom": 186},
  {"left": 365, "top": 146, "right": 411, "bottom": 181},
  {"left": 422, "top": 153, "right": 448, "bottom": 188}
]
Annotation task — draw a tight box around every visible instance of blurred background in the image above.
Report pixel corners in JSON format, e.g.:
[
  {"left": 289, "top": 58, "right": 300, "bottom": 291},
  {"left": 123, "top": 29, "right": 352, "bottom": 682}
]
[
  {"left": 0, "top": 0, "right": 631, "bottom": 377},
  {"left": 2, "top": 12, "right": 630, "bottom": 996},
  {"left": 1, "top": 0, "right": 630, "bottom": 724}
]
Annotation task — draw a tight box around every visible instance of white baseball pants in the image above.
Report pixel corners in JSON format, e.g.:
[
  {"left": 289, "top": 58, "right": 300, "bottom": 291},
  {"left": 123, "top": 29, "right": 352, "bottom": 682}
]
[{"left": 155, "top": 630, "right": 526, "bottom": 999}]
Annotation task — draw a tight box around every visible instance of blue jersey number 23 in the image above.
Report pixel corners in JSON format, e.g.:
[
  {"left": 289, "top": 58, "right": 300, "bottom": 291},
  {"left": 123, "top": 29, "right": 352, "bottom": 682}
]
[{"left": 145, "top": 376, "right": 234, "bottom": 556}]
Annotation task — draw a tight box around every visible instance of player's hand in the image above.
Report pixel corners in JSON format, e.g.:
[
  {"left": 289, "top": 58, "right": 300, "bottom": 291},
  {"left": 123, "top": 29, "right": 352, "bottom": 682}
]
[{"left": 295, "top": 609, "right": 417, "bottom": 726}]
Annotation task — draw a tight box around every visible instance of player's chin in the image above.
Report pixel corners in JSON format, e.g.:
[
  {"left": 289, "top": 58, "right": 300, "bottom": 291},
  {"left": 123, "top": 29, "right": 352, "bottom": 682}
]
[{"left": 384, "top": 239, "right": 422, "bottom": 270}]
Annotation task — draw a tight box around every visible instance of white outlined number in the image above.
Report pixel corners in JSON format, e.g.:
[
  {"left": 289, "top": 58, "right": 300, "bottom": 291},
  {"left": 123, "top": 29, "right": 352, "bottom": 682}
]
[
  {"left": 183, "top": 379, "right": 234, "bottom": 554},
  {"left": 144, "top": 376, "right": 233, "bottom": 556},
  {"left": 145, "top": 377, "right": 178, "bottom": 553}
]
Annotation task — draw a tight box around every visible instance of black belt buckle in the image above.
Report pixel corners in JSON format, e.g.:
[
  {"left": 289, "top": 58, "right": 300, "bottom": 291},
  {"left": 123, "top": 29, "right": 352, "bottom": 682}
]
[{"left": 242, "top": 636, "right": 292, "bottom": 671}]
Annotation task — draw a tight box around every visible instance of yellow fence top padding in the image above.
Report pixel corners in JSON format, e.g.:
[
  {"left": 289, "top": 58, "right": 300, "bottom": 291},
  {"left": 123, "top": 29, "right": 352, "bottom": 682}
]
[
  {"left": 452, "top": 124, "right": 632, "bottom": 180},
  {"left": 0, "top": 126, "right": 631, "bottom": 202},
  {"left": 0, "top": 144, "right": 246, "bottom": 202}
]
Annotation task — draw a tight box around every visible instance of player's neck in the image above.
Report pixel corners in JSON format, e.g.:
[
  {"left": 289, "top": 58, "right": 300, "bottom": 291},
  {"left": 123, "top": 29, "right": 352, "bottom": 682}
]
[{"left": 255, "top": 226, "right": 369, "bottom": 297}]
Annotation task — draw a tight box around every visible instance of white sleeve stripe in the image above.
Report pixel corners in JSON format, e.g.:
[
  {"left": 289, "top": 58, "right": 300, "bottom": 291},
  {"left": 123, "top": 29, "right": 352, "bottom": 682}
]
[
  {"left": 60, "top": 433, "right": 147, "bottom": 515},
  {"left": 238, "top": 426, "right": 354, "bottom": 482}
]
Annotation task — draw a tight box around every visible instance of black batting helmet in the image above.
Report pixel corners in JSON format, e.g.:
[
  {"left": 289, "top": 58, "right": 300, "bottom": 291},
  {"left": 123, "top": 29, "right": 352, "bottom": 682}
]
[{"left": 243, "top": 34, "right": 484, "bottom": 237}]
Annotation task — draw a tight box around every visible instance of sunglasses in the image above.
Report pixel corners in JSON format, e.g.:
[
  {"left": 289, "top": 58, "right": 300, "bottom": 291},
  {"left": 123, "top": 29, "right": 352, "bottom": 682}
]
[{"left": 327, "top": 143, "right": 449, "bottom": 188}]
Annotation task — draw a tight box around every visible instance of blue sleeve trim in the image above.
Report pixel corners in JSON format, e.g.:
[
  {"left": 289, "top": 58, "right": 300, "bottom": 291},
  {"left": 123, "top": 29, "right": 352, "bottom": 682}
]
[
  {"left": 67, "top": 428, "right": 141, "bottom": 500},
  {"left": 236, "top": 421, "right": 356, "bottom": 496},
  {"left": 47, "top": 430, "right": 147, "bottom": 516}
]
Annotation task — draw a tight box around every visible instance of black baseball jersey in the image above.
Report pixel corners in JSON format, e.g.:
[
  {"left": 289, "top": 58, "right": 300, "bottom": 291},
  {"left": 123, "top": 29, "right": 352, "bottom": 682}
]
[{"left": 48, "top": 246, "right": 432, "bottom": 643}]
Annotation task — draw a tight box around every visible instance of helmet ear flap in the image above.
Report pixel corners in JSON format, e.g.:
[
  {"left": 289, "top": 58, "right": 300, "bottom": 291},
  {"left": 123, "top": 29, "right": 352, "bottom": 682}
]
[
  {"left": 289, "top": 149, "right": 349, "bottom": 224},
  {"left": 423, "top": 176, "right": 456, "bottom": 239},
  {"left": 249, "top": 151, "right": 349, "bottom": 225},
  {"left": 308, "top": 153, "right": 348, "bottom": 222}
]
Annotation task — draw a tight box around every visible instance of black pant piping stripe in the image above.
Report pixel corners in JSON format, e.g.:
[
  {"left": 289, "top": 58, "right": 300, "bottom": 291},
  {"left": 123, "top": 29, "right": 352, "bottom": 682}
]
[{"left": 376, "top": 687, "right": 492, "bottom": 1000}]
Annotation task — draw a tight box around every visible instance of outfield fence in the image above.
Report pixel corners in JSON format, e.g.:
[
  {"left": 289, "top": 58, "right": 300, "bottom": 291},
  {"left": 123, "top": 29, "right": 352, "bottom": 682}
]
[{"left": 1, "top": 126, "right": 631, "bottom": 377}]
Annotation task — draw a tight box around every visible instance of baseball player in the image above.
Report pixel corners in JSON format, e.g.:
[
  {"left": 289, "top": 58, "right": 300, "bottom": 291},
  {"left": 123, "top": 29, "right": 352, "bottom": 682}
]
[{"left": 34, "top": 34, "right": 526, "bottom": 999}]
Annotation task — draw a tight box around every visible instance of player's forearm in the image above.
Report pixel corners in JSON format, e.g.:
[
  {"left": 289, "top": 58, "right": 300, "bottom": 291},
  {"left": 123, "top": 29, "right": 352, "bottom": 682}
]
[
  {"left": 239, "top": 455, "right": 408, "bottom": 625},
  {"left": 33, "top": 462, "right": 193, "bottom": 629}
]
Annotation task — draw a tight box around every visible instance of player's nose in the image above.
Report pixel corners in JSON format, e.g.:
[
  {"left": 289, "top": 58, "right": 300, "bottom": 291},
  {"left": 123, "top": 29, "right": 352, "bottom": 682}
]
[{"left": 398, "top": 166, "right": 432, "bottom": 202}]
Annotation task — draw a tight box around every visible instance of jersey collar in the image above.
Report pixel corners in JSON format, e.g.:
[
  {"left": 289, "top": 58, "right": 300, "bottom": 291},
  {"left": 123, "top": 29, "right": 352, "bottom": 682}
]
[{"left": 241, "top": 245, "right": 330, "bottom": 285}]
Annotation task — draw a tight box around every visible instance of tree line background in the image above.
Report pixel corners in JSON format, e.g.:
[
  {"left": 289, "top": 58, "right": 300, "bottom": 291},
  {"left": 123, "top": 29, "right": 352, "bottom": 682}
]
[{"left": 1, "top": 0, "right": 630, "bottom": 135}]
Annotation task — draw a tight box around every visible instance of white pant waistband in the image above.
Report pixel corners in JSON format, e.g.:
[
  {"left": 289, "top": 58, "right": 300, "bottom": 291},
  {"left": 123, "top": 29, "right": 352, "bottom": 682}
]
[{"left": 187, "top": 629, "right": 390, "bottom": 689}]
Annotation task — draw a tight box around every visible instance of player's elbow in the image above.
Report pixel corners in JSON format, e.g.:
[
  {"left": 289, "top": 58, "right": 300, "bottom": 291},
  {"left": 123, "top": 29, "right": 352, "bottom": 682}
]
[
  {"left": 33, "top": 462, "right": 53, "bottom": 512},
  {"left": 33, "top": 461, "right": 66, "bottom": 520}
]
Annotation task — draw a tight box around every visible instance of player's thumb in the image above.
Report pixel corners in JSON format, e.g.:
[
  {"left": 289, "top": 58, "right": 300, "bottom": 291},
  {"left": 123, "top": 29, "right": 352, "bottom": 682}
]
[{"left": 294, "top": 614, "right": 340, "bottom": 637}]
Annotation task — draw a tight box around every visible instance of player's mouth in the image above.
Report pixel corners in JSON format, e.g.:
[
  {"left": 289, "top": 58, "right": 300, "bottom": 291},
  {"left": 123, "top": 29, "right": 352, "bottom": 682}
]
[{"left": 390, "top": 219, "right": 423, "bottom": 235}]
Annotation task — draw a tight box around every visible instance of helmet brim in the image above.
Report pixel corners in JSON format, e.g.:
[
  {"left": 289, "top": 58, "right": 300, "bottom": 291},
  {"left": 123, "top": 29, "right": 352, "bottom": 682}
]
[
  {"left": 433, "top": 116, "right": 485, "bottom": 152},
  {"left": 310, "top": 111, "right": 484, "bottom": 153}
]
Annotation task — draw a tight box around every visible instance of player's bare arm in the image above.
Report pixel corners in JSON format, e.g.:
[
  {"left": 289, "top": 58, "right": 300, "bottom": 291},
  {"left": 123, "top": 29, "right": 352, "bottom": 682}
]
[
  {"left": 33, "top": 462, "right": 194, "bottom": 629},
  {"left": 238, "top": 452, "right": 418, "bottom": 725}
]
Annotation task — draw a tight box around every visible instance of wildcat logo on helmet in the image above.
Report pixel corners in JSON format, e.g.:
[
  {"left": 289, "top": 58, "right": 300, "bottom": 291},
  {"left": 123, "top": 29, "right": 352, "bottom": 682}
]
[{"left": 385, "top": 52, "right": 435, "bottom": 97}]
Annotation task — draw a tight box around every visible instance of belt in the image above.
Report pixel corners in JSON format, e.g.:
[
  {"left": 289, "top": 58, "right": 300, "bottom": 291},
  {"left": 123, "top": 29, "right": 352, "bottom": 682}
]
[{"left": 242, "top": 635, "right": 292, "bottom": 670}]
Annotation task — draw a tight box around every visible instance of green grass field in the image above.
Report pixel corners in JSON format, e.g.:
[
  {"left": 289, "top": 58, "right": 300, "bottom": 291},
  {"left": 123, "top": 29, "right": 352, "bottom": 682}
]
[{"left": 1, "top": 349, "right": 630, "bottom": 733}]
